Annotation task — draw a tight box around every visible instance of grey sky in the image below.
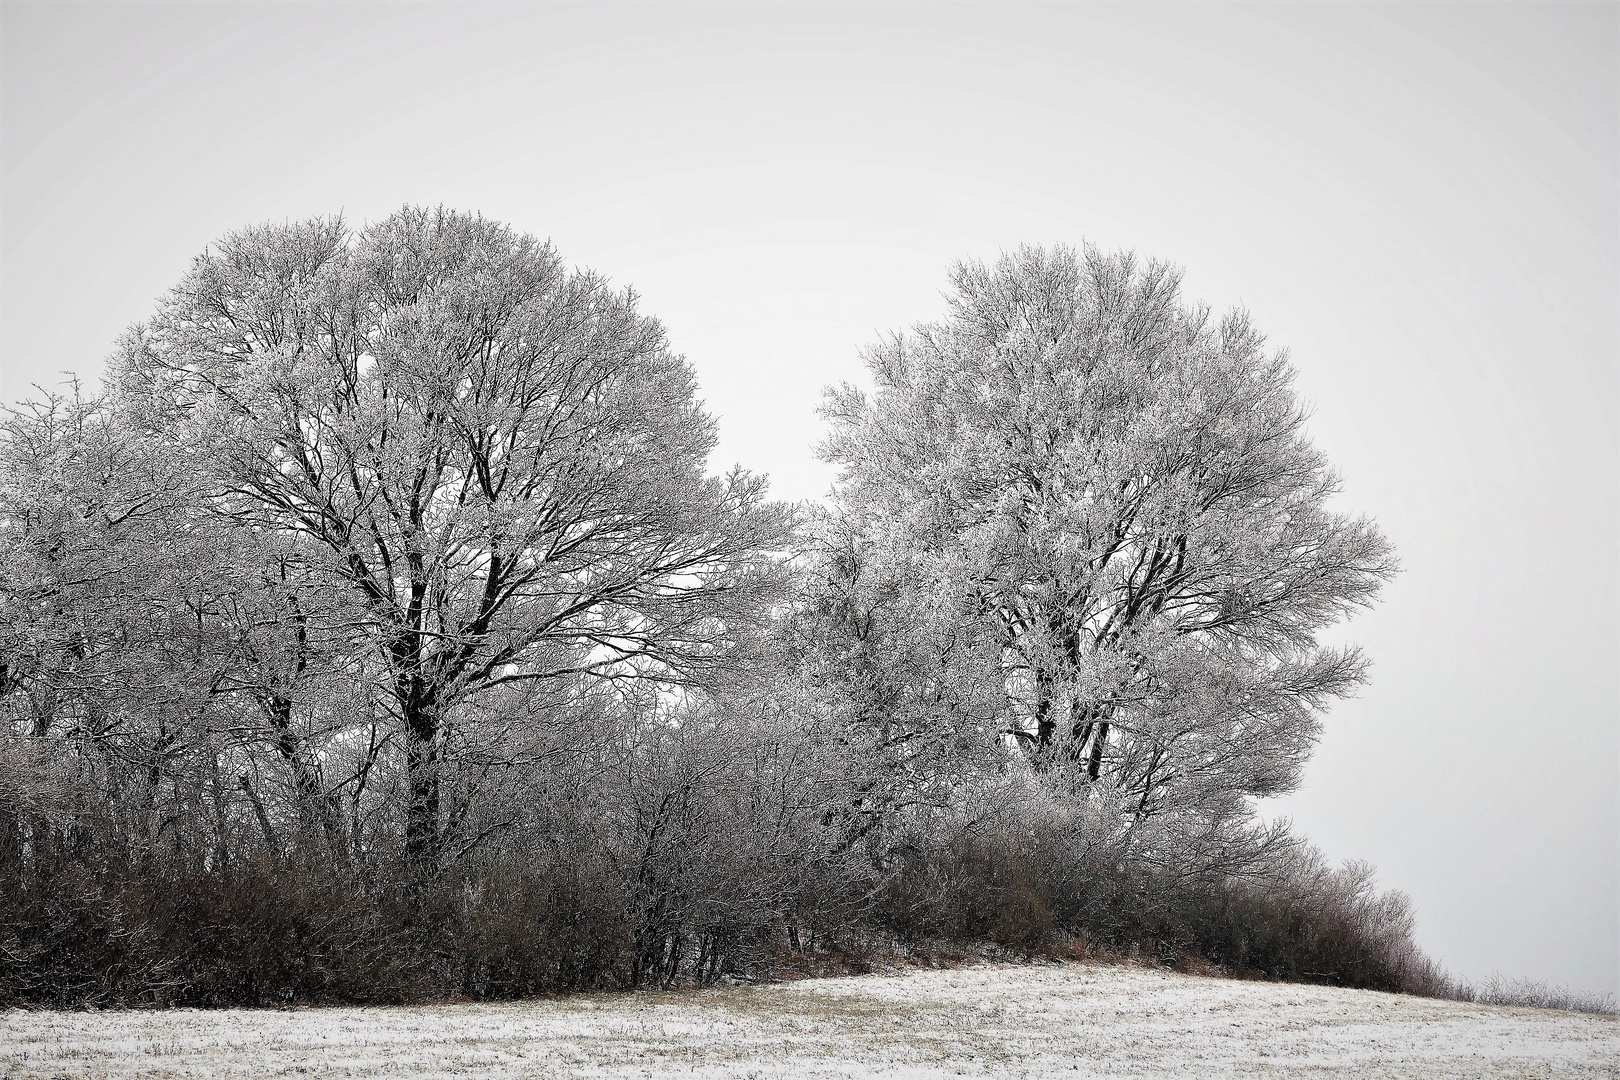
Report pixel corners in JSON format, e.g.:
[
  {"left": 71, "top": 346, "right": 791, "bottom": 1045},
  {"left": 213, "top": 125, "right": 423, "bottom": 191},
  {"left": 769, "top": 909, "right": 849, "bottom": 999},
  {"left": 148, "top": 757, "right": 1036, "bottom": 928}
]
[{"left": 2, "top": 2, "right": 1615, "bottom": 994}]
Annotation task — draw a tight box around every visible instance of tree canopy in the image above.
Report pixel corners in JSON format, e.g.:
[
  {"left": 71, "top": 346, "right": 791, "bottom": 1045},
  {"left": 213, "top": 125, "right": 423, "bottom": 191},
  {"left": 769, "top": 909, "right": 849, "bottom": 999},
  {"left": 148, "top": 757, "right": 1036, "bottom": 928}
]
[
  {"left": 12, "top": 207, "right": 793, "bottom": 870},
  {"left": 819, "top": 245, "right": 1394, "bottom": 833}
]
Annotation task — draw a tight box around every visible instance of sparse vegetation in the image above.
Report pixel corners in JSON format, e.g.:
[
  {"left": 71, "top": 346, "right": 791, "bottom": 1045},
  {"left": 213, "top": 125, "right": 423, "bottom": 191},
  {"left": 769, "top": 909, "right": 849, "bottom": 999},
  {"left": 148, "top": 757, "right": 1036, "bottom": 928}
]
[{"left": 1462, "top": 975, "right": 1618, "bottom": 1017}]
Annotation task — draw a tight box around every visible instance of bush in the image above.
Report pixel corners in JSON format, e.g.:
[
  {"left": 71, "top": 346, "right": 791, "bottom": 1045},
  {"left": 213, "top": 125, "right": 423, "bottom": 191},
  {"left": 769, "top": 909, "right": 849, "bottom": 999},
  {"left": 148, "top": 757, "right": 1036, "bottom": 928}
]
[
  {"left": 0, "top": 764, "right": 1475, "bottom": 1008},
  {"left": 856, "top": 785, "right": 1462, "bottom": 999},
  {"left": 1, "top": 840, "right": 418, "bottom": 1006},
  {"left": 1463, "top": 975, "right": 1617, "bottom": 1016}
]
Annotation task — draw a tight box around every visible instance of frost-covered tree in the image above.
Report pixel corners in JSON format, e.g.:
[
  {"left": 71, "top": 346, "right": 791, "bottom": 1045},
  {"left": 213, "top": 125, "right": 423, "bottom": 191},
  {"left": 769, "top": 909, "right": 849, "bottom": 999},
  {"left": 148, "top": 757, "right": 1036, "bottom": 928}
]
[
  {"left": 108, "top": 207, "right": 793, "bottom": 870},
  {"left": 777, "top": 507, "right": 1006, "bottom": 850},
  {"left": 822, "top": 246, "right": 1394, "bottom": 827},
  {"left": 1, "top": 390, "right": 249, "bottom": 857}
]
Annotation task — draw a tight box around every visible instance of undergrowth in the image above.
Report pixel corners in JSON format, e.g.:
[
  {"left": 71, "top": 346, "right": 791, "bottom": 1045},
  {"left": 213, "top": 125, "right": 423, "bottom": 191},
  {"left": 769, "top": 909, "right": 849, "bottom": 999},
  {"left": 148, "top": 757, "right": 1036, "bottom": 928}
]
[{"left": 0, "top": 801, "right": 1516, "bottom": 1010}]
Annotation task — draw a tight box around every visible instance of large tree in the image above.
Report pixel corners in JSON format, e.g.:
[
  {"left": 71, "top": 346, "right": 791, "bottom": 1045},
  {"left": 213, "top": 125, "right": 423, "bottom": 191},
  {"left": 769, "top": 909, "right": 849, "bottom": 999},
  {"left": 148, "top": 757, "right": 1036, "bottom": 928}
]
[
  {"left": 821, "top": 246, "right": 1394, "bottom": 829},
  {"left": 107, "top": 207, "right": 793, "bottom": 870}
]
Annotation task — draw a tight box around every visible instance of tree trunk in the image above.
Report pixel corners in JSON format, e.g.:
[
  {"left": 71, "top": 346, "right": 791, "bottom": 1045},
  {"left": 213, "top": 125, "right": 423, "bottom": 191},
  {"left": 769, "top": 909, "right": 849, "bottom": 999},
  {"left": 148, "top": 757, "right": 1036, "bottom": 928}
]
[
  {"left": 265, "top": 693, "right": 344, "bottom": 859},
  {"left": 1086, "top": 721, "right": 1109, "bottom": 781},
  {"left": 402, "top": 683, "right": 441, "bottom": 879},
  {"left": 1034, "top": 669, "right": 1056, "bottom": 760}
]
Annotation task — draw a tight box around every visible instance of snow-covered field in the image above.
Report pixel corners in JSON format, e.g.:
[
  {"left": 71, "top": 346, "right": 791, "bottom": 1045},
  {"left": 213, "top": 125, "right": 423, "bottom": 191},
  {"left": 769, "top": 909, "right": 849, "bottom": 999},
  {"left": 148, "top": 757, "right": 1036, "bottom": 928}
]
[{"left": 2, "top": 962, "right": 1614, "bottom": 1079}]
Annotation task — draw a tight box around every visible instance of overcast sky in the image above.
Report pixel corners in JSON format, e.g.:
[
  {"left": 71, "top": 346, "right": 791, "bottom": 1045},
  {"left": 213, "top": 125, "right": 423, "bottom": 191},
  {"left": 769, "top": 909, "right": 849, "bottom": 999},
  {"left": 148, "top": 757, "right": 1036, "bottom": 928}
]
[{"left": 3, "top": 2, "right": 1615, "bottom": 995}]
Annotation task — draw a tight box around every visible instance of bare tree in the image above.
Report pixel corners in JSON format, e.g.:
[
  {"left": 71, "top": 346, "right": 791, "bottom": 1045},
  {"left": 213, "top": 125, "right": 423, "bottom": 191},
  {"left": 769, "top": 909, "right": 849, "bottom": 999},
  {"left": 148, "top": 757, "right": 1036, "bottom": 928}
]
[
  {"left": 109, "top": 207, "right": 794, "bottom": 872},
  {"left": 821, "top": 246, "right": 1395, "bottom": 831},
  {"left": 0, "top": 382, "right": 365, "bottom": 868}
]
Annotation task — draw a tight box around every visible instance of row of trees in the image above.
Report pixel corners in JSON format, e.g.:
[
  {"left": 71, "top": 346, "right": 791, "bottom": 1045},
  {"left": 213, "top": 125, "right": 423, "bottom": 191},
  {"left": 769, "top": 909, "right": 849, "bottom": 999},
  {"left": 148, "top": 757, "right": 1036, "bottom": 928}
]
[{"left": 0, "top": 209, "right": 1405, "bottom": 1003}]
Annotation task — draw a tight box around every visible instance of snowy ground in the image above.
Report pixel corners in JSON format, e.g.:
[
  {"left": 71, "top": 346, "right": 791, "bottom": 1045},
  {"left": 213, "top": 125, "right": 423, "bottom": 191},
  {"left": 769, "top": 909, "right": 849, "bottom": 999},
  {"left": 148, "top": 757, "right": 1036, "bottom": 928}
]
[{"left": 2, "top": 962, "right": 1614, "bottom": 1079}]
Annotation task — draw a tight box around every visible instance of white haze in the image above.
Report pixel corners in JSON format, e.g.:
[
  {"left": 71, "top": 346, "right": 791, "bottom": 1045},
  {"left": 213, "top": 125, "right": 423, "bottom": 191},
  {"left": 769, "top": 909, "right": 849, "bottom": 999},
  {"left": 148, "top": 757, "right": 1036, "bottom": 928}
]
[{"left": 1, "top": 2, "right": 1615, "bottom": 995}]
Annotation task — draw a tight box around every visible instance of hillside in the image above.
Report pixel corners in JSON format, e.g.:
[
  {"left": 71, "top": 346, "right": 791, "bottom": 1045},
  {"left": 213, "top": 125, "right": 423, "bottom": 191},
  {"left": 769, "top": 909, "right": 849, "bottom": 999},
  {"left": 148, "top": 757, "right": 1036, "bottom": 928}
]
[{"left": 2, "top": 962, "right": 1612, "bottom": 1078}]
